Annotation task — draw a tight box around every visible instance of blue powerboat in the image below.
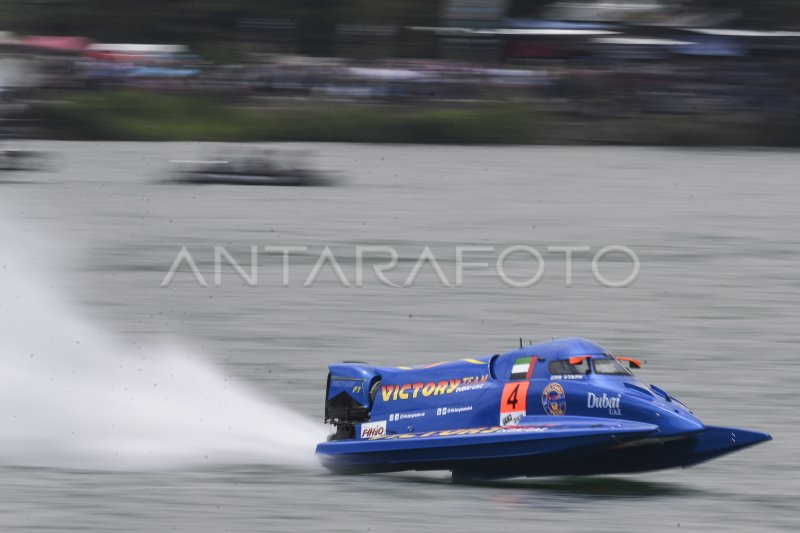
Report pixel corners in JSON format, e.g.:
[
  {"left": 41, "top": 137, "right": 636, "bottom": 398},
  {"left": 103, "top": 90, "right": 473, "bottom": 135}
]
[{"left": 315, "top": 338, "right": 770, "bottom": 478}]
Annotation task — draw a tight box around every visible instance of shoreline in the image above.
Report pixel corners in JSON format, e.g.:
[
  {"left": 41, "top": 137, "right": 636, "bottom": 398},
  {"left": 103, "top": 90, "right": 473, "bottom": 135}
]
[{"left": 20, "top": 90, "right": 800, "bottom": 147}]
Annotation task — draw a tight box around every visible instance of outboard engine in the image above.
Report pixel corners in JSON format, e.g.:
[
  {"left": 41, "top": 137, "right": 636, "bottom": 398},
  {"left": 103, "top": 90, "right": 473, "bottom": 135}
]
[{"left": 324, "top": 363, "right": 381, "bottom": 440}]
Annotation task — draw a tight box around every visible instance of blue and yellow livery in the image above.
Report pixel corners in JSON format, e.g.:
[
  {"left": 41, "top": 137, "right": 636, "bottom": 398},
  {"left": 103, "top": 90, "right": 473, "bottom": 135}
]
[{"left": 316, "top": 338, "right": 770, "bottom": 479}]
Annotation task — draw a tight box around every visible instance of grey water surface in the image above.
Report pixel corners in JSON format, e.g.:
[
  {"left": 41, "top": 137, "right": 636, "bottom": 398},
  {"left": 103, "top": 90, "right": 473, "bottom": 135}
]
[{"left": 0, "top": 142, "right": 797, "bottom": 532}]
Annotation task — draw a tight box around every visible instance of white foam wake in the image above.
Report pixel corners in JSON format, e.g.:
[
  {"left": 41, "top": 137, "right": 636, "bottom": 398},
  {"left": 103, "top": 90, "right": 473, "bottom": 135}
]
[{"left": 0, "top": 228, "right": 326, "bottom": 470}]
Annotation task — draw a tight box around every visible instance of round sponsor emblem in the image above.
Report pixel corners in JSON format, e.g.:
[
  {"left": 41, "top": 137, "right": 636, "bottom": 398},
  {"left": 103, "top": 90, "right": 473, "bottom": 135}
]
[{"left": 542, "top": 382, "right": 566, "bottom": 416}]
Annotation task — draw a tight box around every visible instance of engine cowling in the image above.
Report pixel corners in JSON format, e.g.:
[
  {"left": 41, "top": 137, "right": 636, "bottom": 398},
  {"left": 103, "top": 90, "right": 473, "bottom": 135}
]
[{"left": 324, "top": 363, "right": 381, "bottom": 440}]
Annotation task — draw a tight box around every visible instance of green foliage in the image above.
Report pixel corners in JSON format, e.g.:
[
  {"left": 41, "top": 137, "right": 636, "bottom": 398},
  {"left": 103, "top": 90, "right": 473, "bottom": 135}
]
[
  {"left": 28, "top": 90, "right": 800, "bottom": 146},
  {"left": 28, "top": 90, "right": 544, "bottom": 144}
]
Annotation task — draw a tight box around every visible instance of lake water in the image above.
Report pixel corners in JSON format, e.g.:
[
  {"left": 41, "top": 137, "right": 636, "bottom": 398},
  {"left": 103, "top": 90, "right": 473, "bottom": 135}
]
[{"left": 0, "top": 142, "right": 797, "bottom": 531}]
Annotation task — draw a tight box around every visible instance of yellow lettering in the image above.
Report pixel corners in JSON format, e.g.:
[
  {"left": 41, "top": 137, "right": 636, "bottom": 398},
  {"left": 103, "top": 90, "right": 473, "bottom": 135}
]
[
  {"left": 447, "top": 379, "right": 461, "bottom": 393},
  {"left": 433, "top": 380, "right": 448, "bottom": 396},
  {"left": 381, "top": 385, "right": 394, "bottom": 402},
  {"left": 411, "top": 382, "right": 424, "bottom": 398},
  {"left": 398, "top": 383, "right": 411, "bottom": 400},
  {"left": 422, "top": 382, "right": 436, "bottom": 397}
]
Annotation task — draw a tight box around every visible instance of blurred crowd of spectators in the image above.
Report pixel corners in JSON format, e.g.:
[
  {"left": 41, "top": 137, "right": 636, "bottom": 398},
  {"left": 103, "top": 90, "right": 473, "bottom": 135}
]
[{"left": 1, "top": 18, "right": 799, "bottom": 129}]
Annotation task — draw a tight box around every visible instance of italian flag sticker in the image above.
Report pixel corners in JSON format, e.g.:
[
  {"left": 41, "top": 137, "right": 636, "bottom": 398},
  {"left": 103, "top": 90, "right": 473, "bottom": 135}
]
[{"left": 510, "top": 357, "right": 532, "bottom": 380}]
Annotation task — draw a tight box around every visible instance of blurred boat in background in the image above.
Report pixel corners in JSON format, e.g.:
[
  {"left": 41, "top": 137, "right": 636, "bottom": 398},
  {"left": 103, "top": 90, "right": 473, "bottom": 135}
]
[
  {"left": 167, "top": 149, "right": 333, "bottom": 186},
  {"left": 0, "top": 147, "right": 50, "bottom": 172}
]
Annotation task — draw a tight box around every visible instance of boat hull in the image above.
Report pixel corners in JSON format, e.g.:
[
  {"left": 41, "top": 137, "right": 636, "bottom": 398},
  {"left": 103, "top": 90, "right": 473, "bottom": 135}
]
[
  {"left": 317, "top": 418, "right": 659, "bottom": 475},
  {"left": 316, "top": 422, "right": 771, "bottom": 478}
]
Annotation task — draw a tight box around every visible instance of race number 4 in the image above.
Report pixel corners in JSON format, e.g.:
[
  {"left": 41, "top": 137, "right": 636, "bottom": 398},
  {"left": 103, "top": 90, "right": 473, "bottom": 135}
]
[{"left": 500, "top": 382, "right": 529, "bottom": 426}]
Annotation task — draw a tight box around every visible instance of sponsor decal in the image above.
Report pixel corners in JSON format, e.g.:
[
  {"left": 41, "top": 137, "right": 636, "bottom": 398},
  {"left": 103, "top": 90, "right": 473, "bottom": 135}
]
[
  {"left": 542, "top": 382, "right": 567, "bottom": 416},
  {"left": 366, "top": 425, "right": 550, "bottom": 441},
  {"left": 359, "top": 420, "right": 387, "bottom": 438},
  {"left": 500, "top": 381, "right": 529, "bottom": 425},
  {"left": 494, "top": 426, "right": 549, "bottom": 434},
  {"left": 501, "top": 410, "right": 525, "bottom": 426},
  {"left": 389, "top": 411, "right": 426, "bottom": 422},
  {"left": 510, "top": 357, "right": 533, "bottom": 380},
  {"left": 436, "top": 406, "right": 473, "bottom": 416},
  {"left": 330, "top": 376, "right": 365, "bottom": 390},
  {"left": 454, "top": 382, "right": 487, "bottom": 393},
  {"left": 587, "top": 392, "right": 622, "bottom": 415},
  {"left": 549, "top": 374, "right": 584, "bottom": 380},
  {"left": 379, "top": 374, "right": 489, "bottom": 402}
]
